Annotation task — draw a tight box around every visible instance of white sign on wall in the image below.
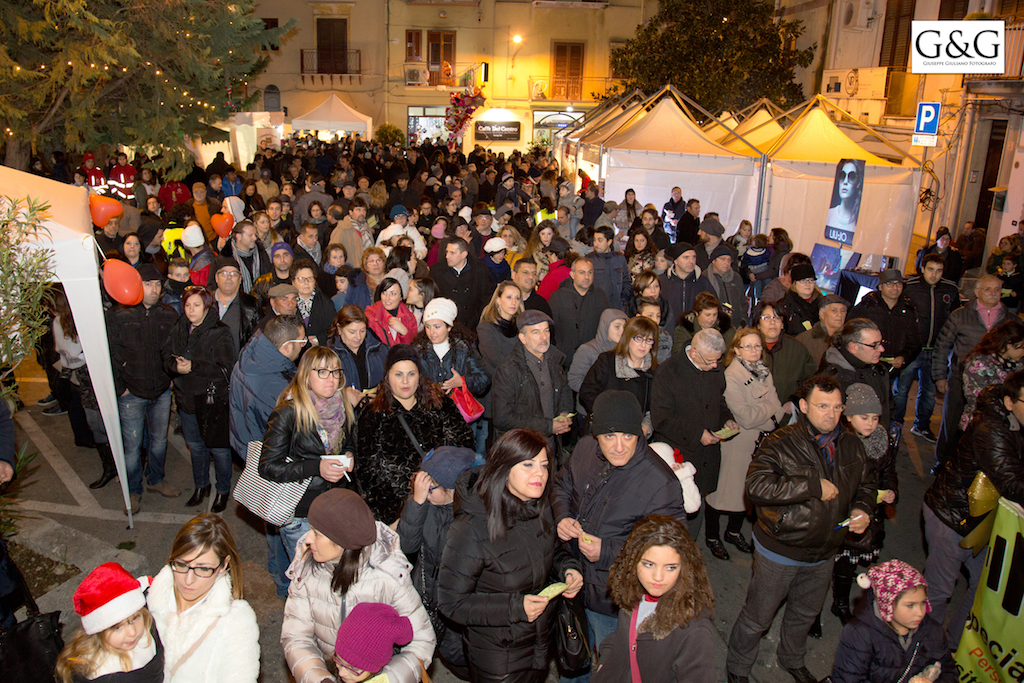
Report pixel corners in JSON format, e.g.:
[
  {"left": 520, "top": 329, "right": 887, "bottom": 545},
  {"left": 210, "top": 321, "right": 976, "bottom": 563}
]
[{"left": 911, "top": 21, "right": 1005, "bottom": 74}]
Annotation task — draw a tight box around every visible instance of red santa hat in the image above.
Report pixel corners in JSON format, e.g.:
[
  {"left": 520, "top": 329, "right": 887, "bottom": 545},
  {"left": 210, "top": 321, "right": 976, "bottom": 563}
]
[{"left": 73, "top": 562, "right": 150, "bottom": 634}]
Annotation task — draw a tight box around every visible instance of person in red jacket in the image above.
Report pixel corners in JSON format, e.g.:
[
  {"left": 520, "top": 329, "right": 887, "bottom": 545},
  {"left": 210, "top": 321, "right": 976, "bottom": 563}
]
[
  {"left": 108, "top": 151, "right": 137, "bottom": 204},
  {"left": 158, "top": 179, "right": 191, "bottom": 212},
  {"left": 81, "top": 152, "right": 107, "bottom": 194}
]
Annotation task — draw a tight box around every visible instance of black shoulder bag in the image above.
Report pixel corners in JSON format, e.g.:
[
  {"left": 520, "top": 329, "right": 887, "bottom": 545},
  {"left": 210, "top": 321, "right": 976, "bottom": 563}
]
[{"left": 0, "top": 540, "right": 64, "bottom": 683}]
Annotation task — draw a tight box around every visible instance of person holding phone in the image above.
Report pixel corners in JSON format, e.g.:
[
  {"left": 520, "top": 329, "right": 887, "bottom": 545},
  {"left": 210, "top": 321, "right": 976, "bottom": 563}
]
[{"left": 259, "top": 347, "right": 357, "bottom": 564}]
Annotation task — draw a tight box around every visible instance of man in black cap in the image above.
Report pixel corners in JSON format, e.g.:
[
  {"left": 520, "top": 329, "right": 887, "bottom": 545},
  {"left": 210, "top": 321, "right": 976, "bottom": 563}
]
[
  {"left": 796, "top": 294, "right": 850, "bottom": 365},
  {"left": 387, "top": 172, "right": 419, "bottom": 216},
  {"left": 105, "top": 263, "right": 181, "bottom": 512},
  {"left": 697, "top": 243, "right": 747, "bottom": 326},
  {"left": 552, "top": 390, "right": 690, "bottom": 656},
  {"left": 211, "top": 257, "right": 260, "bottom": 354},
  {"left": 659, "top": 241, "right": 714, "bottom": 335},
  {"left": 491, "top": 310, "right": 573, "bottom": 454}
]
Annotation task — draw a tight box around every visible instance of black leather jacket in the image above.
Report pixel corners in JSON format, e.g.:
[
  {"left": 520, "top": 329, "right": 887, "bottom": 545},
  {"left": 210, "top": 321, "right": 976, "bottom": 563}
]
[
  {"left": 747, "top": 410, "right": 876, "bottom": 563},
  {"left": 924, "top": 387, "right": 1024, "bottom": 536}
]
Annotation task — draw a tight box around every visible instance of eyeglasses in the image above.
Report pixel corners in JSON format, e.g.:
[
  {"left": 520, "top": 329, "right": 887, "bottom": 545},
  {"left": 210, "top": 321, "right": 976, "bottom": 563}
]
[
  {"left": 316, "top": 368, "right": 343, "bottom": 379},
  {"left": 631, "top": 336, "right": 656, "bottom": 346},
  {"left": 694, "top": 348, "right": 719, "bottom": 368},
  {"left": 332, "top": 654, "right": 365, "bottom": 677},
  {"left": 855, "top": 340, "right": 884, "bottom": 350},
  {"left": 286, "top": 338, "right": 309, "bottom": 346},
  {"left": 810, "top": 403, "right": 845, "bottom": 414},
  {"left": 739, "top": 344, "right": 763, "bottom": 351},
  {"left": 428, "top": 484, "right": 441, "bottom": 494},
  {"left": 294, "top": 276, "right": 315, "bottom": 283},
  {"left": 217, "top": 270, "right": 241, "bottom": 279},
  {"left": 840, "top": 171, "right": 859, "bottom": 183},
  {"left": 169, "top": 559, "right": 223, "bottom": 578},
  {"left": 760, "top": 314, "right": 782, "bottom": 322}
]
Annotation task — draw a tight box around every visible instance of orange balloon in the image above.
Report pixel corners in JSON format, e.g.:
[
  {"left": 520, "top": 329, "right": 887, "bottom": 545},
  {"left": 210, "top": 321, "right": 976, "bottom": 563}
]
[
  {"left": 102, "top": 259, "right": 144, "bottom": 306},
  {"left": 212, "top": 212, "right": 234, "bottom": 238},
  {"left": 90, "top": 195, "right": 123, "bottom": 228}
]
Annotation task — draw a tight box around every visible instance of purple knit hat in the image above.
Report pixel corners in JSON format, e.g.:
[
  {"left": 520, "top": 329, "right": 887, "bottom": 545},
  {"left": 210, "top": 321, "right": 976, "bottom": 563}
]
[
  {"left": 857, "top": 559, "right": 931, "bottom": 622},
  {"left": 334, "top": 602, "right": 414, "bottom": 673}
]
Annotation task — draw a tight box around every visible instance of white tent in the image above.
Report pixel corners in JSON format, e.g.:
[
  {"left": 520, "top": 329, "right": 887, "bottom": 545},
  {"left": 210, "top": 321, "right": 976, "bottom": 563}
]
[
  {"left": 2, "top": 166, "right": 135, "bottom": 523},
  {"left": 722, "top": 108, "right": 785, "bottom": 154},
  {"left": 291, "top": 94, "right": 372, "bottom": 137},
  {"left": 578, "top": 91, "right": 762, "bottom": 231},
  {"left": 760, "top": 99, "right": 922, "bottom": 264}
]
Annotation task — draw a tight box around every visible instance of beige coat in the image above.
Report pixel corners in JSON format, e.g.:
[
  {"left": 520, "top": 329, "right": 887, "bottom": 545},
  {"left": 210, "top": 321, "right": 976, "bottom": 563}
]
[
  {"left": 706, "top": 360, "right": 785, "bottom": 512},
  {"left": 281, "top": 522, "right": 436, "bottom": 683}
]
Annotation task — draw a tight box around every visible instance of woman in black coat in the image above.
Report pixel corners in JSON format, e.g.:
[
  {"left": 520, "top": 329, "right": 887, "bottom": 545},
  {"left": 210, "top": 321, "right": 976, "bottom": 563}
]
[
  {"left": 579, "top": 316, "right": 657, "bottom": 435},
  {"left": 437, "top": 429, "right": 583, "bottom": 683},
  {"left": 356, "top": 344, "right": 474, "bottom": 524},
  {"left": 163, "top": 286, "right": 236, "bottom": 510},
  {"left": 259, "top": 347, "right": 356, "bottom": 565}
]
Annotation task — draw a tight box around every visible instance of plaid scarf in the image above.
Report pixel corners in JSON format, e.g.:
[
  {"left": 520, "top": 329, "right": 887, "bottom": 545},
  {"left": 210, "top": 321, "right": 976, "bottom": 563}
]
[{"left": 807, "top": 421, "right": 842, "bottom": 465}]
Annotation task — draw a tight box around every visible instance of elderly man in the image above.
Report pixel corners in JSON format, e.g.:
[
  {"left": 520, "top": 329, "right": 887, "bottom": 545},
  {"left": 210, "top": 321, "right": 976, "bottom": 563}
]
[
  {"left": 553, "top": 390, "right": 689, "bottom": 668},
  {"left": 105, "top": 264, "right": 181, "bottom": 514},
  {"left": 727, "top": 374, "right": 875, "bottom": 683},
  {"left": 796, "top": 294, "right": 849, "bottom": 365},
  {"left": 211, "top": 257, "right": 260, "bottom": 354},
  {"left": 252, "top": 242, "right": 294, "bottom": 315},
  {"left": 819, "top": 318, "right": 893, "bottom": 427},
  {"left": 931, "top": 274, "right": 1009, "bottom": 467},
  {"left": 659, "top": 241, "right": 714, "bottom": 335},
  {"left": 922, "top": 370, "right": 1024, "bottom": 650},
  {"left": 491, "top": 310, "right": 573, "bottom": 456},
  {"left": 900, "top": 254, "right": 960, "bottom": 441},
  {"left": 256, "top": 283, "right": 300, "bottom": 331},
  {"left": 549, "top": 257, "right": 609, "bottom": 369},
  {"left": 698, "top": 244, "right": 747, "bottom": 326},
  {"left": 651, "top": 328, "right": 738, "bottom": 540}
]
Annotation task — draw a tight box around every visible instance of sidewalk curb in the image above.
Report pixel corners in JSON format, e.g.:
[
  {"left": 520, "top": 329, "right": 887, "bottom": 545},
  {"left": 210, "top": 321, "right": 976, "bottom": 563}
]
[{"left": 12, "top": 515, "right": 147, "bottom": 629}]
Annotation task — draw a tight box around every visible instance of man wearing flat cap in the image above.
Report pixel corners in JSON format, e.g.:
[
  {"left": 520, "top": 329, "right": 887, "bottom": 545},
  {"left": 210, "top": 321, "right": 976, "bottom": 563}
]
[
  {"left": 796, "top": 294, "right": 850, "bottom": 366},
  {"left": 552, "top": 390, "right": 689, "bottom": 651},
  {"left": 695, "top": 215, "right": 737, "bottom": 273},
  {"left": 491, "top": 311, "right": 573, "bottom": 456}
]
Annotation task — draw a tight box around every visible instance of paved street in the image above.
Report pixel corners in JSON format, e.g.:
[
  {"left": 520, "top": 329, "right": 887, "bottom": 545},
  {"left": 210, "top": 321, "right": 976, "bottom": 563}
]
[{"left": 6, "top": 357, "right": 959, "bottom": 683}]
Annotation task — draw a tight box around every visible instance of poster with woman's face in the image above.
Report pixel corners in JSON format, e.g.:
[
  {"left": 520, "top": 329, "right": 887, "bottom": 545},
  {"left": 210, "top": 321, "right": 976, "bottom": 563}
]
[{"left": 824, "top": 158, "right": 866, "bottom": 246}]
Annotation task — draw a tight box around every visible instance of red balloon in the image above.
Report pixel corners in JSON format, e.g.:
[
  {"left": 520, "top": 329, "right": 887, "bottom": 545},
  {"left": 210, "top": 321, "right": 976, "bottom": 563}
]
[
  {"left": 90, "top": 195, "right": 123, "bottom": 228},
  {"left": 102, "top": 259, "right": 144, "bottom": 305},
  {"left": 212, "top": 212, "right": 234, "bottom": 239}
]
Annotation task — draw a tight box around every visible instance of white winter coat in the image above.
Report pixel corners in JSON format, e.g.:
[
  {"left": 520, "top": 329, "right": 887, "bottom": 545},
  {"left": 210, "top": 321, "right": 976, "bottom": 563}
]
[
  {"left": 281, "top": 522, "right": 436, "bottom": 683},
  {"left": 147, "top": 565, "right": 260, "bottom": 683}
]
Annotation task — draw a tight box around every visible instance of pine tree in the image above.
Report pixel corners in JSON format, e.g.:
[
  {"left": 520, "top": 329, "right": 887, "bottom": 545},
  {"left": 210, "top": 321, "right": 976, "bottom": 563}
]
[
  {"left": 611, "top": 0, "right": 815, "bottom": 115},
  {"left": 0, "top": 0, "right": 289, "bottom": 177}
]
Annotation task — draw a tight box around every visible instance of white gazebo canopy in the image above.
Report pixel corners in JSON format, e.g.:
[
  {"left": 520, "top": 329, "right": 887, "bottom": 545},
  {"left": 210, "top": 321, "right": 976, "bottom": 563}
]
[{"left": 290, "top": 94, "right": 372, "bottom": 137}]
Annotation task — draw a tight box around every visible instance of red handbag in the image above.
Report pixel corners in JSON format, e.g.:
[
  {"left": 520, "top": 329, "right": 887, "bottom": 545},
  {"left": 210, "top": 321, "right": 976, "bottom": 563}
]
[{"left": 451, "top": 377, "right": 484, "bottom": 423}]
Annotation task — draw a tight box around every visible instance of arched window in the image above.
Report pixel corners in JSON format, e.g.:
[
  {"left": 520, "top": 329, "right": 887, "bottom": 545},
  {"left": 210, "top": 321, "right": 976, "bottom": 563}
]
[{"left": 264, "top": 85, "right": 281, "bottom": 112}]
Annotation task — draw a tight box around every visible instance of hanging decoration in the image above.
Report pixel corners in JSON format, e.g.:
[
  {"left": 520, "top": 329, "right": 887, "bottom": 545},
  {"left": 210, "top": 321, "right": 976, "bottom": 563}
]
[{"left": 444, "top": 86, "right": 485, "bottom": 151}]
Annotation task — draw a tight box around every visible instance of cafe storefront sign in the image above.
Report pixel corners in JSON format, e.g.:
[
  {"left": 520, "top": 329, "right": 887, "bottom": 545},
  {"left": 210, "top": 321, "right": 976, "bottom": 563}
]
[{"left": 475, "top": 121, "right": 521, "bottom": 141}]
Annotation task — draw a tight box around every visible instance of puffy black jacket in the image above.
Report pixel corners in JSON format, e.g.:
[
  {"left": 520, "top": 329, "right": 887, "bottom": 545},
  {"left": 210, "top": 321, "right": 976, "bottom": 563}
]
[
  {"left": 437, "top": 468, "right": 581, "bottom": 679},
  {"left": 819, "top": 346, "right": 895, "bottom": 427},
  {"left": 551, "top": 435, "right": 687, "bottom": 616},
  {"left": 106, "top": 302, "right": 178, "bottom": 400},
  {"left": 259, "top": 401, "right": 356, "bottom": 519},
  {"left": 490, "top": 342, "right": 573, "bottom": 444},
  {"left": 930, "top": 302, "right": 1011, "bottom": 383},
  {"left": 850, "top": 291, "right": 922, "bottom": 366},
  {"left": 594, "top": 610, "right": 716, "bottom": 683},
  {"left": 414, "top": 335, "right": 491, "bottom": 398},
  {"left": 163, "top": 311, "right": 236, "bottom": 414},
  {"left": 902, "top": 276, "right": 960, "bottom": 348},
  {"left": 831, "top": 594, "right": 955, "bottom": 683},
  {"left": 548, "top": 278, "right": 610, "bottom": 369},
  {"left": 578, "top": 351, "right": 653, "bottom": 421},
  {"left": 775, "top": 288, "right": 821, "bottom": 337},
  {"left": 746, "top": 410, "right": 876, "bottom": 563},
  {"left": 924, "top": 386, "right": 1024, "bottom": 536},
  {"left": 356, "top": 395, "right": 474, "bottom": 524}
]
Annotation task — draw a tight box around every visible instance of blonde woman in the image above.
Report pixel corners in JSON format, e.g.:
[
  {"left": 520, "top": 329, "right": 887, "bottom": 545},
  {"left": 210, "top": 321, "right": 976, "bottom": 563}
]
[{"left": 259, "top": 347, "right": 357, "bottom": 562}]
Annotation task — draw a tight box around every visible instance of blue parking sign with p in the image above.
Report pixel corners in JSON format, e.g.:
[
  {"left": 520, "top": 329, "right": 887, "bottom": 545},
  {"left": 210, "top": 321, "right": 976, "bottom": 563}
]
[{"left": 915, "top": 102, "right": 940, "bottom": 135}]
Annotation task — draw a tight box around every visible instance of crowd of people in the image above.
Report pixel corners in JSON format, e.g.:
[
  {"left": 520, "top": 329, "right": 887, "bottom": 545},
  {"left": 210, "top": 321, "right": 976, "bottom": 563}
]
[{"left": 5, "top": 135, "right": 1024, "bottom": 683}]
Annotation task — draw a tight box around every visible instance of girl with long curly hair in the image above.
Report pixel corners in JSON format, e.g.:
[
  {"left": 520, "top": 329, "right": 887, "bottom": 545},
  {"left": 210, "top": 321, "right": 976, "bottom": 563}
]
[{"left": 592, "top": 514, "right": 716, "bottom": 683}]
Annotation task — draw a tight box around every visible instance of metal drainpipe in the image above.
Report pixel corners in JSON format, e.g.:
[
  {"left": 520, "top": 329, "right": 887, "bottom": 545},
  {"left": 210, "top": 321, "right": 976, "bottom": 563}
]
[{"left": 947, "top": 95, "right": 976, "bottom": 232}]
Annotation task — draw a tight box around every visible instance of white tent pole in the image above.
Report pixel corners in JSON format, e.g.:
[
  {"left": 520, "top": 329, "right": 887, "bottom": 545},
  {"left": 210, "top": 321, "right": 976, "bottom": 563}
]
[{"left": 754, "top": 154, "right": 768, "bottom": 234}]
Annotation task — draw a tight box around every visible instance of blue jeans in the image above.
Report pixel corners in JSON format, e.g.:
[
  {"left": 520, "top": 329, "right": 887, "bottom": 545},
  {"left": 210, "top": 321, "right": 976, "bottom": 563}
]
[
  {"left": 559, "top": 609, "right": 620, "bottom": 683},
  {"left": 922, "top": 503, "right": 984, "bottom": 650},
  {"left": 178, "top": 411, "right": 233, "bottom": 495},
  {"left": 266, "top": 524, "right": 292, "bottom": 598},
  {"left": 118, "top": 389, "right": 172, "bottom": 495},
  {"left": 473, "top": 419, "right": 489, "bottom": 464},
  {"left": 727, "top": 551, "right": 832, "bottom": 676},
  {"left": 893, "top": 349, "right": 937, "bottom": 429},
  {"left": 280, "top": 516, "right": 311, "bottom": 567}
]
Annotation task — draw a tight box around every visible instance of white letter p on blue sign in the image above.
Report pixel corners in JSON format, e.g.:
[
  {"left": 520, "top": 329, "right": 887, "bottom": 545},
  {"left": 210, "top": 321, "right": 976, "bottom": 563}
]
[{"left": 915, "top": 103, "right": 940, "bottom": 135}]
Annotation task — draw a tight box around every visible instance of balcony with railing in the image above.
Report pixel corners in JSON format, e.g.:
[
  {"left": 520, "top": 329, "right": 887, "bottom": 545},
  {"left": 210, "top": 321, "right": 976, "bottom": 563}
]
[
  {"left": 400, "top": 61, "right": 481, "bottom": 88},
  {"left": 301, "top": 49, "right": 361, "bottom": 75},
  {"left": 527, "top": 76, "right": 622, "bottom": 101},
  {"left": 964, "top": 22, "right": 1024, "bottom": 80}
]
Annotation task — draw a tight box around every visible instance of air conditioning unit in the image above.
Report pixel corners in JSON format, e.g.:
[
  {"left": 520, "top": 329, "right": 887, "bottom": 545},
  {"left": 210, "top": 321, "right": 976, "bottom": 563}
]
[
  {"left": 532, "top": 80, "right": 548, "bottom": 99},
  {"left": 841, "top": 0, "right": 873, "bottom": 31},
  {"left": 405, "top": 66, "right": 429, "bottom": 85}
]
